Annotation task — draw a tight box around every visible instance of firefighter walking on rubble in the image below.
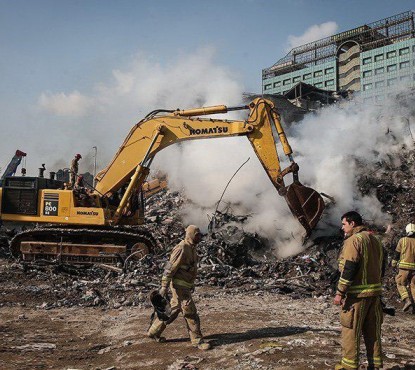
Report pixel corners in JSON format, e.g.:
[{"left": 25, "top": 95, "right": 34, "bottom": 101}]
[
  {"left": 392, "top": 223, "right": 415, "bottom": 313},
  {"left": 334, "top": 211, "right": 384, "bottom": 370},
  {"left": 147, "top": 225, "right": 211, "bottom": 350},
  {"left": 70, "top": 153, "right": 82, "bottom": 188}
]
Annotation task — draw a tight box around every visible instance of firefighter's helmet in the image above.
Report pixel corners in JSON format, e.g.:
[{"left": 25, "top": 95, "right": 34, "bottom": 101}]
[{"left": 405, "top": 223, "right": 415, "bottom": 236}]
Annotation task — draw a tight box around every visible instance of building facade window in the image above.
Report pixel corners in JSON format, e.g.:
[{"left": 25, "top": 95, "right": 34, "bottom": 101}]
[
  {"left": 292, "top": 76, "right": 301, "bottom": 83},
  {"left": 315, "top": 82, "right": 323, "bottom": 88},
  {"left": 313, "top": 70, "right": 323, "bottom": 77},
  {"left": 363, "top": 70, "right": 372, "bottom": 78},
  {"left": 363, "top": 83, "right": 372, "bottom": 91},
  {"left": 387, "top": 78, "right": 397, "bottom": 86},
  {"left": 374, "top": 54, "right": 384, "bottom": 62},
  {"left": 399, "top": 47, "right": 409, "bottom": 55},
  {"left": 387, "top": 64, "right": 397, "bottom": 72},
  {"left": 325, "top": 80, "right": 334, "bottom": 87},
  {"left": 303, "top": 73, "right": 311, "bottom": 80},
  {"left": 400, "top": 61, "right": 410, "bottom": 69},
  {"left": 264, "top": 84, "right": 272, "bottom": 90},
  {"left": 400, "top": 75, "right": 410, "bottom": 82},
  {"left": 283, "top": 78, "right": 290, "bottom": 85},
  {"left": 375, "top": 67, "right": 384, "bottom": 75},
  {"left": 387, "top": 50, "right": 396, "bottom": 58},
  {"left": 362, "top": 57, "right": 372, "bottom": 65},
  {"left": 325, "top": 67, "right": 334, "bottom": 74},
  {"left": 273, "top": 81, "right": 281, "bottom": 87},
  {"left": 375, "top": 81, "right": 384, "bottom": 88}
]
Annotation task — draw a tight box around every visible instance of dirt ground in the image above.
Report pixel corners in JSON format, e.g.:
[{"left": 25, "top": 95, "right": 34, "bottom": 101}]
[{"left": 1, "top": 258, "right": 414, "bottom": 370}]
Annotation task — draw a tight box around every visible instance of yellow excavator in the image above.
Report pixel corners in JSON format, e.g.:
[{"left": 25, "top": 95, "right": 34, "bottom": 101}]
[{"left": 0, "top": 98, "right": 324, "bottom": 265}]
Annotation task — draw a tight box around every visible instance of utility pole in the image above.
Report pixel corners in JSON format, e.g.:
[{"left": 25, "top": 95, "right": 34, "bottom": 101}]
[{"left": 92, "top": 146, "right": 97, "bottom": 187}]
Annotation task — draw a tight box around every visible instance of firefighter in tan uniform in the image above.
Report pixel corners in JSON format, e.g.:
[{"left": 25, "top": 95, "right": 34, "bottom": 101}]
[
  {"left": 70, "top": 153, "right": 82, "bottom": 188},
  {"left": 392, "top": 223, "right": 415, "bottom": 313},
  {"left": 147, "top": 225, "right": 211, "bottom": 350},
  {"left": 334, "top": 211, "right": 384, "bottom": 370}
]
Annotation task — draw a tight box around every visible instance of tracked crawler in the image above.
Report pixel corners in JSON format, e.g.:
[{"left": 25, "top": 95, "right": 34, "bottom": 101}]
[
  {"left": 0, "top": 98, "right": 325, "bottom": 265},
  {"left": 9, "top": 226, "right": 157, "bottom": 265}
]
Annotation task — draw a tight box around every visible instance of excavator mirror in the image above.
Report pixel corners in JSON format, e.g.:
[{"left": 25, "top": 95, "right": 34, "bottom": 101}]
[{"left": 285, "top": 182, "right": 325, "bottom": 236}]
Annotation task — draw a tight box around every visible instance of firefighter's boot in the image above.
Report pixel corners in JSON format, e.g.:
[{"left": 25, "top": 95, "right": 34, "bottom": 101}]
[
  {"left": 148, "top": 334, "right": 166, "bottom": 343},
  {"left": 194, "top": 340, "right": 211, "bottom": 350},
  {"left": 402, "top": 297, "right": 413, "bottom": 312}
]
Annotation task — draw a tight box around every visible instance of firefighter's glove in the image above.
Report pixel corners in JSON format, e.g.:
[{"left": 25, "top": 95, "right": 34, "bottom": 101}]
[
  {"left": 159, "top": 287, "right": 168, "bottom": 298},
  {"left": 391, "top": 260, "right": 397, "bottom": 268}
]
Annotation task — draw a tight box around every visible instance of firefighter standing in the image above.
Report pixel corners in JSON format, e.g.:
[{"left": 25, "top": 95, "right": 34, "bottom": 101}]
[
  {"left": 70, "top": 153, "right": 82, "bottom": 188},
  {"left": 392, "top": 223, "right": 415, "bottom": 313},
  {"left": 147, "top": 225, "right": 211, "bottom": 350},
  {"left": 334, "top": 211, "right": 384, "bottom": 370}
]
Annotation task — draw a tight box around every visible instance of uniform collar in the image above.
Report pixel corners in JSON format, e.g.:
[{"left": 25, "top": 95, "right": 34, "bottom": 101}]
[
  {"left": 185, "top": 237, "right": 196, "bottom": 246},
  {"left": 345, "top": 225, "right": 367, "bottom": 239}
]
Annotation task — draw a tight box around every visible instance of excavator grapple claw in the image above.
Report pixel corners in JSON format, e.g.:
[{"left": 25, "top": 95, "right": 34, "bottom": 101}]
[{"left": 285, "top": 182, "right": 325, "bottom": 236}]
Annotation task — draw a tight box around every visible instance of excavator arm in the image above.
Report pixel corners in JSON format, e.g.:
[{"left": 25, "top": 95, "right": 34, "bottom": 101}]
[{"left": 95, "top": 98, "right": 324, "bottom": 234}]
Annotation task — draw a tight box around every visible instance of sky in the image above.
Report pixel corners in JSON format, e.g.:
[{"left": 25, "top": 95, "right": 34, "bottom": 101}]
[{"left": 1, "top": 1, "right": 414, "bottom": 254}]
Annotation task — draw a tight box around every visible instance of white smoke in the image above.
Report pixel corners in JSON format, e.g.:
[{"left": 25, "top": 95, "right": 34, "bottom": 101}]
[
  {"left": 286, "top": 21, "right": 339, "bottom": 51},
  {"left": 38, "top": 91, "right": 92, "bottom": 117},
  {"left": 155, "top": 91, "right": 414, "bottom": 256},
  {"left": 0, "top": 47, "right": 243, "bottom": 173}
]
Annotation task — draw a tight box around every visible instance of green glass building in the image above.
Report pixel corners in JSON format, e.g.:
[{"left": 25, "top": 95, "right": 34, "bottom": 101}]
[{"left": 262, "top": 11, "right": 415, "bottom": 102}]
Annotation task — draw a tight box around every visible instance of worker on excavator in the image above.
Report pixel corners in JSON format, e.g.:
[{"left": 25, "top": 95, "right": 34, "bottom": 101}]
[
  {"left": 70, "top": 153, "right": 82, "bottom": 188},
  {"left": 392, "top": 223, "right": 415, "bottom": 313},
  {"left": 147, "top": 225, "right": 211, "bottom": 350}
]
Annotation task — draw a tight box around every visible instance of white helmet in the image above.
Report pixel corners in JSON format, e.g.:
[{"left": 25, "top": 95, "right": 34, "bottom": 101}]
[{"left": 405, "top": 223, "right": 415, "bottom": 236}]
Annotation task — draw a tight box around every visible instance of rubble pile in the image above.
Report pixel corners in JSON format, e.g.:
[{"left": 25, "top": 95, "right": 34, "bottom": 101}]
[
  {"left": 358, "top": 149, "right": 415, "bottom": 244},
  {"left": 0, "top": 148, "right": 414, "bottom": 309}
]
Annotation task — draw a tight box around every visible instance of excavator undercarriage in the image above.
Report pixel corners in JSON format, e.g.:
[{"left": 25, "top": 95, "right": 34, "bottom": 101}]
[{"left": 10, "top": 226, "right": 157, "bottom": 265}]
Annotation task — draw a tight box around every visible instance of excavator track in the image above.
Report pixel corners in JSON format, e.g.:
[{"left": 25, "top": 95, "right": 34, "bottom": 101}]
[{"left": 9, "top": 226, "right": 159, "bottom": 265}]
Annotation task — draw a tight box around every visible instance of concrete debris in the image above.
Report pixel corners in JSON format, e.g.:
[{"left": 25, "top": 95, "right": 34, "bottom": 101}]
[
  {"left": 167, "top": 356, "right": 204, "bottom": 370},
  {"left": 13, "top": 342, "right": 57, "bottom": 351},
  {"left": 0, "top": 149, "right": 414, "bottom": 311}
]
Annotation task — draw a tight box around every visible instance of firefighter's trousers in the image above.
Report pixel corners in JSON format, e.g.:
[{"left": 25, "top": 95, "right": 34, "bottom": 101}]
[
  {"left": 395, "top": 269, "right": 415, "bottom": 301},
  {"left": 148, "top": 285, "right": 203, "bottom": 345},
  {"left": 339, "top": 295, "right": 383, "bottom": 369}
]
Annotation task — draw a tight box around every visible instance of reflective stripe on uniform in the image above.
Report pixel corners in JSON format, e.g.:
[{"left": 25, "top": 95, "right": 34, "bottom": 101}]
[
  {"left": 173, "top": 278, "right": 194, "bottom": 289},
  {"left": 398, "top": 261, "right": 415, "bottom": 269},
  {"left": 368, "top": 356, "right": 383, "bottom": 366},
  {"left": 342, "top": 356, "right": 358, "bottom": 368},
  {"left": 339, "top": 277, "right": 352, "bottom": 286},
  {"left": 347, "top": 283, "right": 382, "bottom": 294},
  {"left": 355, "top": 234, "right": 368, "bottom": 285}
]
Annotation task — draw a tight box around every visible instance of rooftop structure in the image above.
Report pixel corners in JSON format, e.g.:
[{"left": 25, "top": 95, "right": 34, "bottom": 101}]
[{"left": 262, "top": 11, "right": 415, "bottom": 102}]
